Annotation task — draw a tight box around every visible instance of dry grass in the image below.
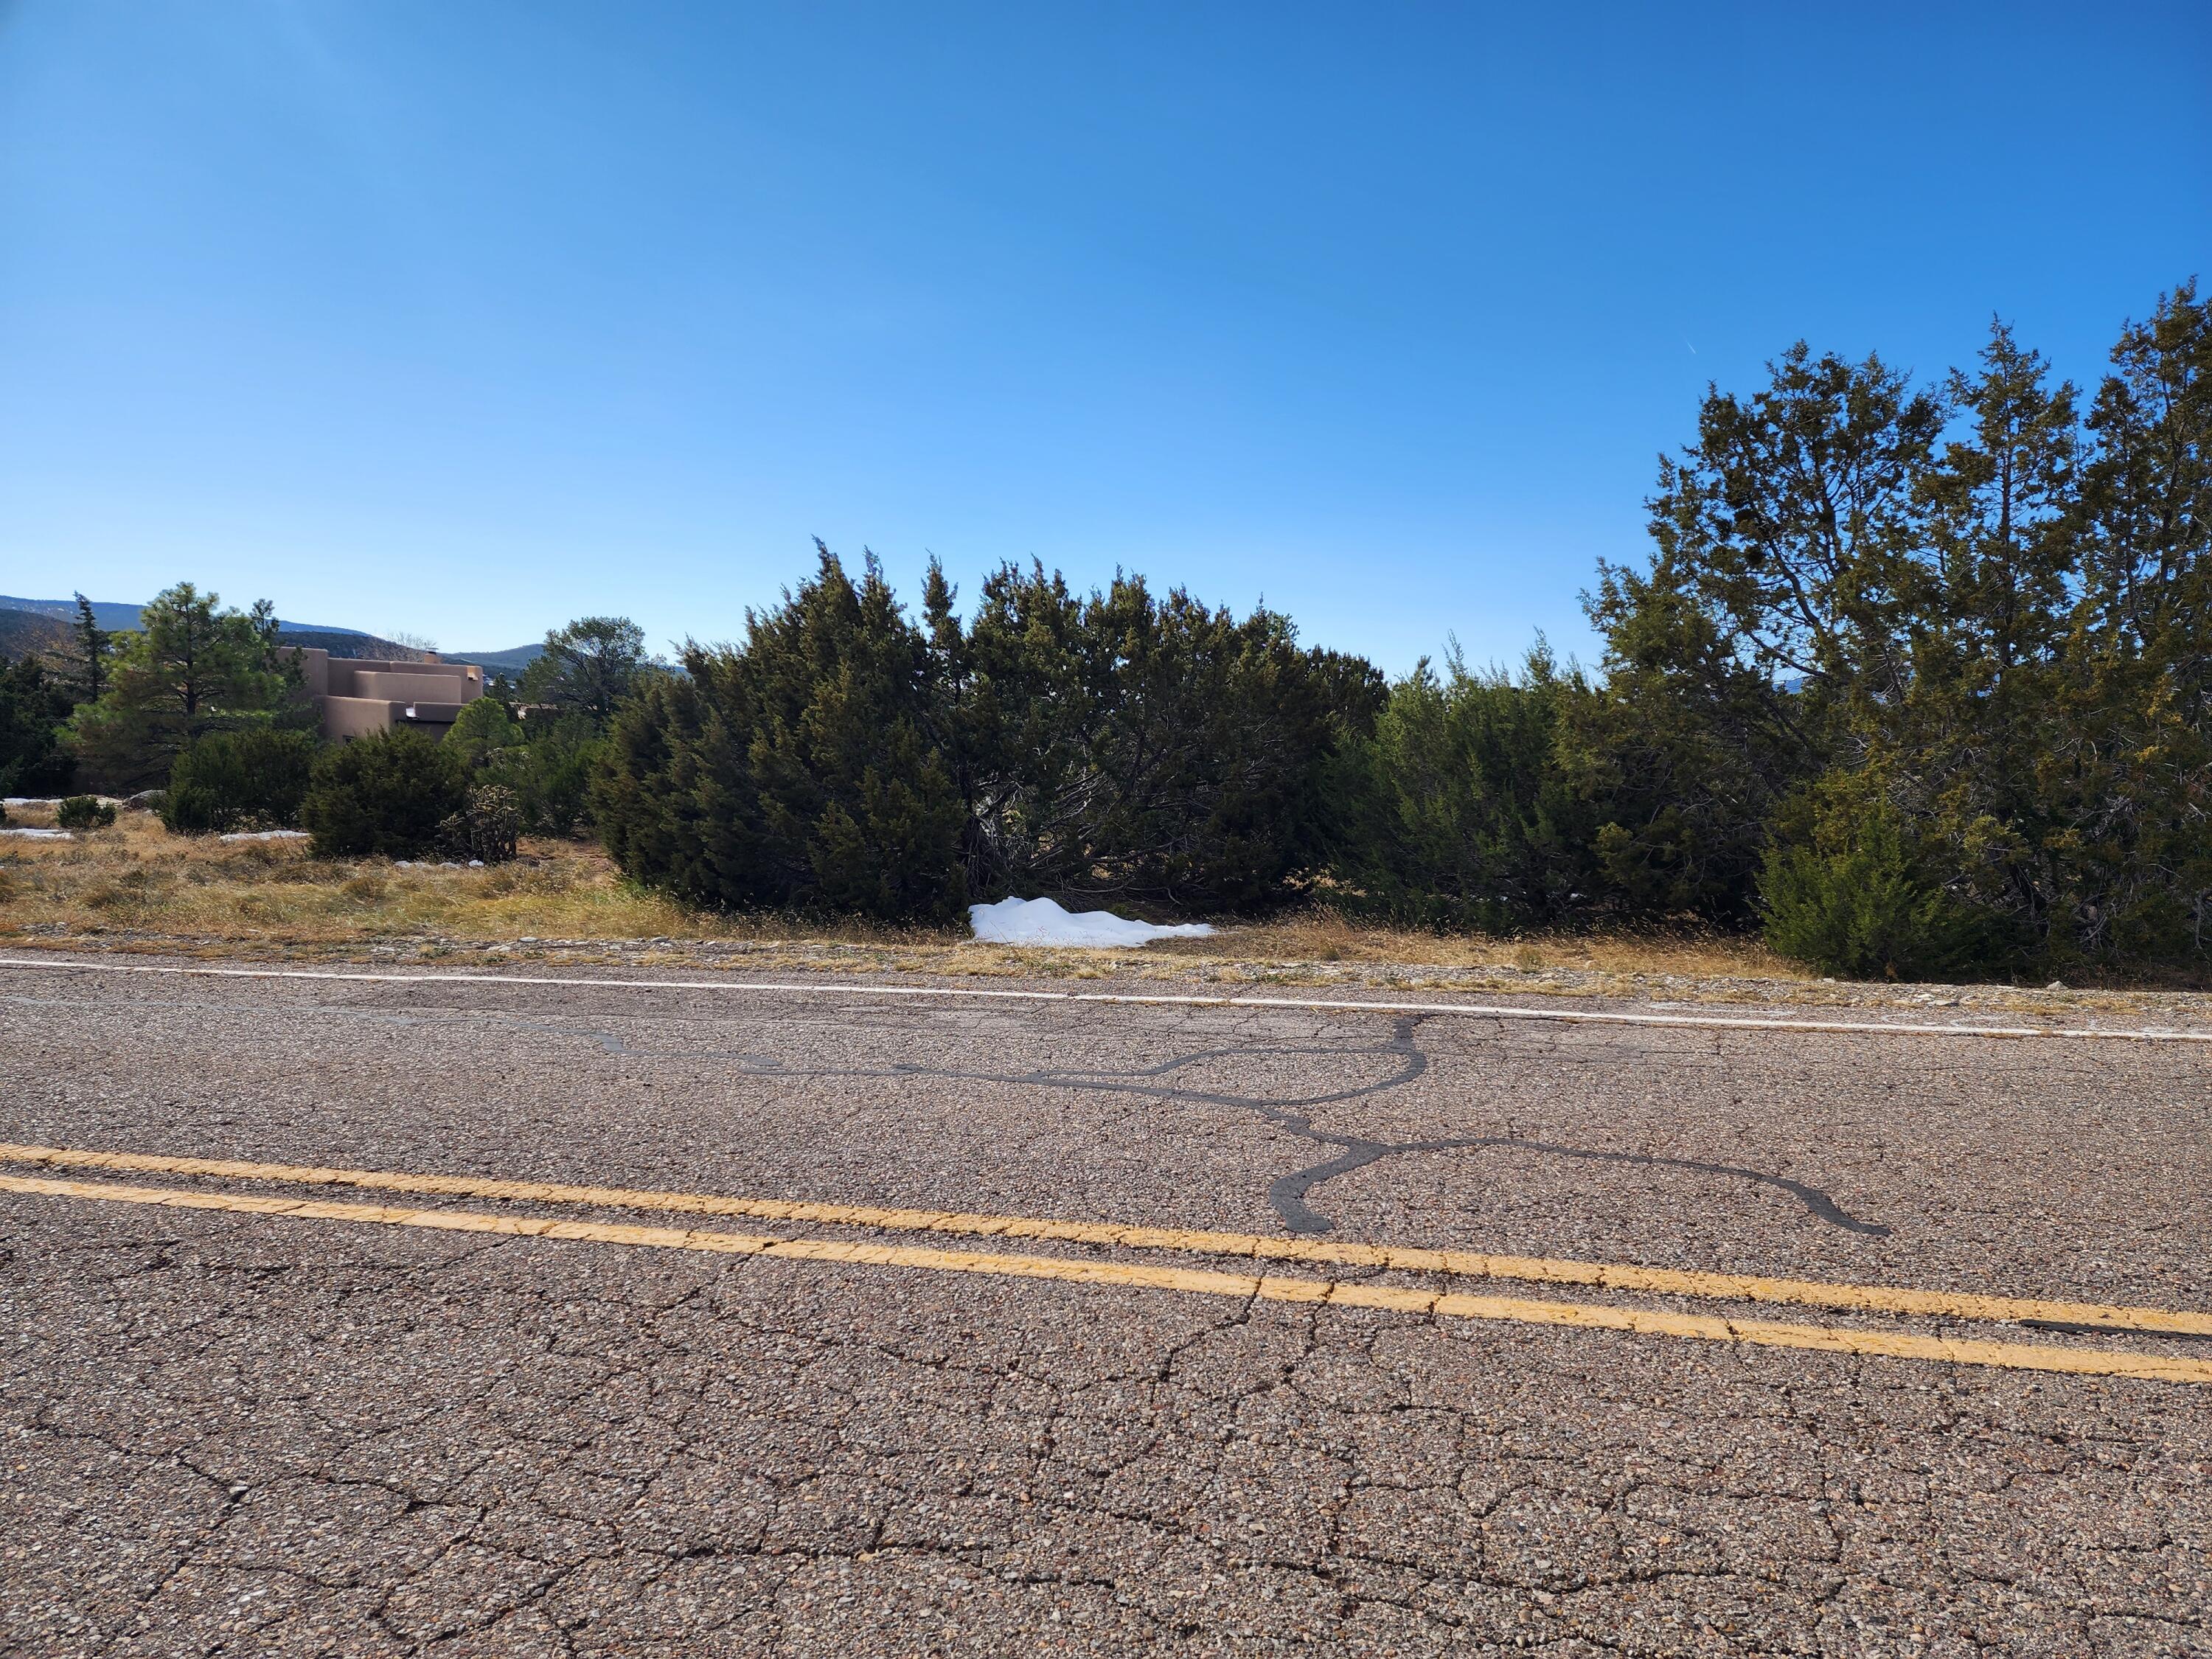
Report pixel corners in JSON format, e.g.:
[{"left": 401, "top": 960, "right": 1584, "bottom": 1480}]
[
  {"left": 5, "top": 805, "right": 2203, "bottom": 1016},
  {"left": 1155, "top": 908, "right": 1807, "bottom": 982},
  {"left": 0, "top": 808, "right": 950, "bottom": 953},
  {"left": 0, "top": 807, "right": 1796, "bottom": 977}
]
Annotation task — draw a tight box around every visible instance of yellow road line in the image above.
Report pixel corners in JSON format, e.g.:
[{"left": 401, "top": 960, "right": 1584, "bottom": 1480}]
[
  {"left": 4, "top": 1169, "right": 2209, "bottom": 1386},
  {"left": 3, "top": 1141, "right": 2210, "bottom": 1341}
]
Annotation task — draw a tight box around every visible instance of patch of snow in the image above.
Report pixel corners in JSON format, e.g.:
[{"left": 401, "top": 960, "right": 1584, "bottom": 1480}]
[
  {"left": 1, "top": 827, "right": 72, "bottom": 840},
  {"left": 968, "top": 895, "right": 1215, "bottom": 949},
  {"left": 218, "top": 830, "right": 310, "bottom": 843},
  {"left": 4, "top": 796, "right": 121, "bottom": 808}
]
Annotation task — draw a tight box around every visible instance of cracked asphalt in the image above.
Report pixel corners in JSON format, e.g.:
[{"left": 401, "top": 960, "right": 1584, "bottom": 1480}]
[{"left": 3, "top": 958, "right": 2210, "bottom": 1656}]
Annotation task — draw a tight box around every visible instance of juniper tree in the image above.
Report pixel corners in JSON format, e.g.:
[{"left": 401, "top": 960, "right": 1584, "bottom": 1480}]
[
  {"left": 597, "top": 545, "right": 968, "bottom": 922},
  {"left": 0, "top": 655, "right": 75, "bottom": 796}
]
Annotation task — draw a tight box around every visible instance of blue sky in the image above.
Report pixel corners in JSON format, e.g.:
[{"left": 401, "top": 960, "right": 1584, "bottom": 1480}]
[{"left": 2, "top": 1, "right": 2205, "bottom": 671}]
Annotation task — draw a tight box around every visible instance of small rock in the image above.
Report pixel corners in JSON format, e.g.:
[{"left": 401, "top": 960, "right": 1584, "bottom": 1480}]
[
  {"left": 2046, "top": 980, "right": 2066, "bottom": 991},
  {"left": 467, "top": 859, "right": 484, "bottom": 868}
]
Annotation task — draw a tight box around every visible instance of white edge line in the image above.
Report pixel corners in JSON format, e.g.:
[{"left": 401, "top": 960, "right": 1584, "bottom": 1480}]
[{"left": 0, "top": 955, "right": 2204, "bottom": 1043}]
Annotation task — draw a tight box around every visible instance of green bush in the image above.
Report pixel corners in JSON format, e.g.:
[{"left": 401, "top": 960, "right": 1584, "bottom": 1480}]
[
  {"left": 56, "top": 796, "right": 116, "bottom": 831},
  {"left": 1759, "top": 808, "right": 1992, "bottom": 981},
  {"left": 162, "top": 728, "right": 320, "bottom": 835},
  {"left": 489, "top": 716, "right": 603, "bottom": 837},
  {"left": 302, "top": 729, "right": 466, "bottom": 859},
  {"left": 1326, "top": 645, "right": 1591, "bottom": 930},
  {"left": 594, "top": 549, "right": 969, "bottom": 922},
  {"left": 447, "top": 703, "right": 603, "bottom": 838},
  {"left": 442, "top": 698, "right": 526, "bottom": 769},
  {"left": 595, "top": 546, "right": 1373, "bottom": 922}
]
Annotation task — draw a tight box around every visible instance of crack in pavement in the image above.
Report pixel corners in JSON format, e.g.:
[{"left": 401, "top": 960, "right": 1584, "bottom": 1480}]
[
  {"left": 475, "top": 1006, "right": 1891, "bottom": 1239},
  {"left": 10, "top": 978, "right": 2211, "bottom": 1657},
  {"left": 1, "top": 987, "right": 1895, "bottom": 1237}
]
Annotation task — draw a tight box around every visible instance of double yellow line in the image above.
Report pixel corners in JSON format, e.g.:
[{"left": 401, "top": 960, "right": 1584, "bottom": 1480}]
[{"left": 4, "top": 1142, "right": 2208, "bottom": 1386}]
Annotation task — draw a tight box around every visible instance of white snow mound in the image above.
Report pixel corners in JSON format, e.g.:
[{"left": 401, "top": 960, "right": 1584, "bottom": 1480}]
[
  {"left": 218, "top": 830, "right": 310, "bottom": 843},
  {"left": 1, "top": 827, "right": 71, "bottom": 840},
  {"left": 968, "top": 896, "right": 1214, "bottom": 948}
]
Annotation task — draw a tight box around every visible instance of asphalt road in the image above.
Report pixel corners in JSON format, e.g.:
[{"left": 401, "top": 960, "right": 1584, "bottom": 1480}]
[{"left": 2, "top": 956, "right": 2209, "bottom": 1657}]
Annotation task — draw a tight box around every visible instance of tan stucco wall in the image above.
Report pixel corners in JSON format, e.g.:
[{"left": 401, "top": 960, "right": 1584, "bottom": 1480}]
[
  {"left": 321, "top": 697, "right": 400, "bottom": 742},
  {"left": 325, "top": 663, "right": 483, "bottom": 700},
  {"left": 283, "top": 648, "right": 484, "bottom": 741}
]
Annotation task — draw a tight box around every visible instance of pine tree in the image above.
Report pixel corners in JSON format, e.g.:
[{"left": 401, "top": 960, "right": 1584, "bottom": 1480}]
[
  {"left": 1570, "top": 345, "right": 1949, "bottom": 920},
  {"left": 65, "top": 594, "right": 108, "bottom": 706},
  {"left": 2055, "top": 281, "right": 2212, "bottom": 962},
  {"left": 65, "top": 583, "right": 305, "bottom": 791},
  {"left": 518, "top": 617, "right": 652, "bottom": 726}
]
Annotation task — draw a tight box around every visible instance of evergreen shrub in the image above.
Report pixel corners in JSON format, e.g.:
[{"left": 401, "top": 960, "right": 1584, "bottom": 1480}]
[
  {"left": 594, "top": 546, "right": 1371, "bottom": 922},
  {"left": 445, "top": 703, "right": 603, "bottom": 837},
  {"left": 1758, "top": 807, "right": 1994, "bottom": 981},
  {"left": 302, "top": 730, "right": 466, "bottom": 859},
  {"left": 56, "top": 796, "right": 116, "bottom": 830},
  {"left": 596, "top": 549, "right": 967, "bottom": 922},
  {"left": 162, "top": 728, "right": 319, "bottom": 835}
]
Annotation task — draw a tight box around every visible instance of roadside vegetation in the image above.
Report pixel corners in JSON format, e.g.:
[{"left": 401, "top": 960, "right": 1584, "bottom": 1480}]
[
  {"left": 0, "top": 799, "right": 1817, "bottom": 995},
  {"left": 0, "top": 808, "right": 701, "bottom": 950},
  {"left": 4, "top": 282, "right": 2206, "bottom": 986}
]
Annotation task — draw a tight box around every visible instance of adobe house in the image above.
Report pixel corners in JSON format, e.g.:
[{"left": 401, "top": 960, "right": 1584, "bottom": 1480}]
[{"left": 285, "top": 648, "right": 485, "bottom": 741}]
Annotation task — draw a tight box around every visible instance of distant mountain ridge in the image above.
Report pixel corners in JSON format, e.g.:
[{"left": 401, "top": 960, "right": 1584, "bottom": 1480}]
[
  {"left": 445, "top": 644, "right": 546, "bottom": 672},
  {"left": 0, "top": 594, "right": 371, "bottom": 640},
  {"left": 0, "top": 596, "right": 542, "bottom": 670},
  {"left": 1, "top": 595, "right": 192, "bottom": 634}
]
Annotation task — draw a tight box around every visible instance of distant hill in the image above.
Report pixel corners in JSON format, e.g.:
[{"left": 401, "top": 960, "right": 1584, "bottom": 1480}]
[
  {"left": 0, "top": 608, "right": 69, "bottom": 660},
  {"left": 0, "top": 596, "right": 147, "bottom": 634},
  {"left": 1, "top": 594, "right": 376, "bottom": 641},
  {"left": 445, "top": 644, "right": 546, "bottom": 673},
  {"left": 279, "top": 628, "right": 415, "bottom": 658},
  {"left": 1, "top": 595, "right": 546, "bottom": 672},
  {"left": 0, "top": 595, "right": 423, "bottom": 660}
]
